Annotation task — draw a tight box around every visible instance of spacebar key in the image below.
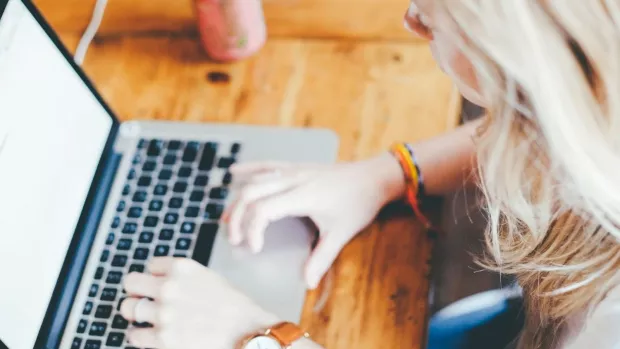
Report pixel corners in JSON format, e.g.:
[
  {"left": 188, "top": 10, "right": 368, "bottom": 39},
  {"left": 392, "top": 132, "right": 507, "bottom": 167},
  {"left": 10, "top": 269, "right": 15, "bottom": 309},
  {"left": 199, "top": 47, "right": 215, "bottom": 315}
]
[{"left": 191, "top": 223, "right": 219, "bottom": 266}]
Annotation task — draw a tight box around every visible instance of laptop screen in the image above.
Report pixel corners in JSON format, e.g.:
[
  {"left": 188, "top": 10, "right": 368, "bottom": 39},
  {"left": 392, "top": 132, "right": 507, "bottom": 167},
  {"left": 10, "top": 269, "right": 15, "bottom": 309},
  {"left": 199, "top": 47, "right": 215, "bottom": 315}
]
[{"left": 0, "top": 1, "right": 114, "bottom": 348}]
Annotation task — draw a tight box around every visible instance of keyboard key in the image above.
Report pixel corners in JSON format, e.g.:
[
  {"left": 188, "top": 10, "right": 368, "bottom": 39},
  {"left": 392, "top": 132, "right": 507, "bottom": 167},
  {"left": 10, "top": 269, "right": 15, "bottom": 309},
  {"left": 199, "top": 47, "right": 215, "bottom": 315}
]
[
  {"left": 129, "top": 264, "right": 144, "bottom": 273},
  {"left": 139, "top": 231, "right": 154, "bottom": 243},
  {"left": 137, "top": 176, "right": 152, "bottom": 187},
  {"left": 180, "top": 222, "right": 195, "bottom": 234},
  {"left": 209, "top": 187, "right": 228, "bottom": 200},
  {"left": 176, "top": 238, "right": 191, "bottom": 250},
  {"left": 116, "top": 201, "right": 126, "bottom": 212},
  {"left": 84, "top": 340, "right": 101, "bottom": 349},
  {"left": 100, "top": 250, "right": 110, "bottom": 263},
  {"left": 164, "top": 213, "right": 179, "bottom": 224},
  {"left": 94, "top": 267, "right": 104, "bottom": 280},
  {"left": 178, "top": 167, "right": 192, "bottom": 178},
  {"left": 122, "top": 184, "right": 131, "bottom": 196},
  {"left": 106, "top": 271, "right": 122, "bottom": 284},
  {"left": 149, "top": 200, "right": 163, "bottom": 211},
  {"left": 117, "top": 239, "right": 132, "bottom": 251},
  {"left": 127, "top": 169, "right": 136, "bottom": 180},
  {"left": 154, "top": 245, "right": 170, "bottom": 257},
  {"left": 158, "top": 169, "right": 173, "bottom": 180},
  {"left": 122, "top": 223, "right": 138, "bottom": 234},
  {"left": 105, "top": 232, "right": 115, "bottom": 245},
  {"left": 173, "top": 182, "right": 188, "bottom": 193},
  {"left": 71, "top": 338, "right": 82, "bottom": 349},
  {"left": 194, "top": 175, "right": 209, "bottom": 186},
  {"left": 185, "top": 206, "right": 200, "bottom": 218},
  {"left": 182, "top": 143, "right": 199, "bottom": 162},
  {"left": 133, "top": 322, "right": 152, "bottom": 328},
  {"left": 134, "top": 248, "right": 149, "bottom": 260},
  {"left": 111, "top": 254, "right": 128, "bottom": 267},
  {"left": 198, "top": 142, "right": 217, "bottom": 170},
  {"left": 111, "top": 315, "right": 129, "bottom": 329},
  {"left": 117, "top": 297, "right": 125, "bottom": 311},
  {"left": 89, "top": 284, "right": 99, "bottom": 297},
  {"left": 132, "top": 191, "right": 147, "bottom": 203},
  {"left": 89, "top": 322, "right": 107, "bottom": 336},
  {"left": 173, "top": 253, "right": 188, "bottom": 258},
  {"left": 169, "top": 197, "right": 183, "bottom": 209},
  {"left": 111, "top": 216, "right": 120, "bottom": 228},
  {"left": 189, "top": 190, "right": 204, "bottom": 202},
  {"left": 147, "top": 139, "right": 164, "bottom": 156},
  {"left": 132, "top": 154, "right": 142, "bottom": 165},
  {"left": 217, "top": 157, "right": 235, "bottom": 168},
  {"left": 192, "top": 223, "right": 219, "bottom": 266},
  {"left": 223, "top": 172, "right": 233, "bottom": 185},
  {"left": 163, "top": 154, "right": 177, "bottom": 165},
  {"left": 205, "top": 203, "right": 224, "bottom": 220},
  {"left": 77, "top": 319, "right": 88, "bottom": 334},
  {"left": 83, "top": 301, "right": 93, "bottom": 315},
  {"left": 100, "top": 288, "right": 117, "bottom": 302},
  {"left": 154, "top": 184, "right": 168, "bottom": 196},
  {"left": 106, "top": 332, "right": 125, "bottom": 347},
  {"left": 159, "top": 229, "right": 174, "bottom": 241},
  {"left": 127, "top": 207, "right": 142, "bottom": 218},
  {"left": 231, "top": 143, "right": 241, "bottom": 154},
  {"left": 137, "top": 139, "right": 147, "bottom": 149},
  {"left": 144, "top": 216, "right": 159, "bottom": 227},
  {"left": 142, "top": 161, "right": 156, "bottom": 172},
  {"left": 168, "top": 140, "right": 182, "bottom": 150},
  {"left": 95, "top": 305, "right": 112, "bottom": 319}
]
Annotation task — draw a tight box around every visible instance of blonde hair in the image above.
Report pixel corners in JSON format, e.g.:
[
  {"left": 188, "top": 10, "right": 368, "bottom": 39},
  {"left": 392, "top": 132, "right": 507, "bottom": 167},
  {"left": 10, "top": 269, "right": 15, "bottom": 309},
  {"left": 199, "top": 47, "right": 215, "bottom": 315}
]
[{"left": 434, "top": 0, "right": 620, "bottom": 347}]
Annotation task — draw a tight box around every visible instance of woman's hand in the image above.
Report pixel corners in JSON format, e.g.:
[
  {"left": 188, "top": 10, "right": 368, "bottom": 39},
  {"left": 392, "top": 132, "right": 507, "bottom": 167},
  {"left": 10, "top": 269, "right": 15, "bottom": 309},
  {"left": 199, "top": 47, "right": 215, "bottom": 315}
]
[
  {"left": 224, "top": 153, "right": 406, "bottom": 289},
  {"left": 120, "top": 257, "right": 278, "bottom": 349}
]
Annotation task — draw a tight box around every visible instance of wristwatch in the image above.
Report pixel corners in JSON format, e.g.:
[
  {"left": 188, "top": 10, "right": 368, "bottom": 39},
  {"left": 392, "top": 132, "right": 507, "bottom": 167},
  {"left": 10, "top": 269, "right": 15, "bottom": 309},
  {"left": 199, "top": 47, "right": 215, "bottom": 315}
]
[{"left": 241, "top": 322, "right": 310, "bottom": 349}]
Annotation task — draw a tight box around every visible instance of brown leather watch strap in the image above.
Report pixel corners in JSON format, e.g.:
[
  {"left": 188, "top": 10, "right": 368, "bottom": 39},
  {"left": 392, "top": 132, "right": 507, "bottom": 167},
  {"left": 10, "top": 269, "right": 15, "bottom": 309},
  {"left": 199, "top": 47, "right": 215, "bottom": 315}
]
[{"left": 267, "top": 322, "right": 309, "bottom": 347}]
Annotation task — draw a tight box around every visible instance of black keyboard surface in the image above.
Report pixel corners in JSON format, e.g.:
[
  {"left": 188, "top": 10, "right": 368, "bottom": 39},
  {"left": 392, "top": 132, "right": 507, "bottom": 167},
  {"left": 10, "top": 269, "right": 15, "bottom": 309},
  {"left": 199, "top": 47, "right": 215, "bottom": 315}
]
[{"left": 71, "top": 138, "right": 240, "bottom": 349}]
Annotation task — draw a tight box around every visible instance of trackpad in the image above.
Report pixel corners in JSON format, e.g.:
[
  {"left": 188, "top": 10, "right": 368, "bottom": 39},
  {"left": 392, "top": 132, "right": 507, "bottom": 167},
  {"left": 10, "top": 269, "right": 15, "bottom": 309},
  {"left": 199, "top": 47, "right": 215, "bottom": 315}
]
[{"left": 207, "top": 218, "right": 315, "bottom": 322}]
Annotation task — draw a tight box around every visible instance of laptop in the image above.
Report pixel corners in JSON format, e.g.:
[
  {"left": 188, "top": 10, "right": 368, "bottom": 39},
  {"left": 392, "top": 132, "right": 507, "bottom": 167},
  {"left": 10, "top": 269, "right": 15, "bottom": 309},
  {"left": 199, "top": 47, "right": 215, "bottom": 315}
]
[{"left": 0, "top": 1, "right": 339, "bottom": 349}]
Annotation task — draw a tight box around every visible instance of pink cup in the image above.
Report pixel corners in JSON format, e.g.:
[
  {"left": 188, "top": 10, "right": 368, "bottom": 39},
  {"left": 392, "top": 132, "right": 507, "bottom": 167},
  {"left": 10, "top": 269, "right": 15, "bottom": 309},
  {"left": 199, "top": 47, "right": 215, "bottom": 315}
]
[{"left": 195, "top": 0, "right": 267, "bottom": 62}]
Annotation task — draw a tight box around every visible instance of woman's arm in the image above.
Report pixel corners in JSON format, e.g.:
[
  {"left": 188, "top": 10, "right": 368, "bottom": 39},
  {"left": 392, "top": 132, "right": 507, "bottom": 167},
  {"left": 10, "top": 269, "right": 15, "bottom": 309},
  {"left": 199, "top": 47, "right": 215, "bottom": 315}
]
[{"left": 378, "top": 118, "right": 481, "bottom": 202}]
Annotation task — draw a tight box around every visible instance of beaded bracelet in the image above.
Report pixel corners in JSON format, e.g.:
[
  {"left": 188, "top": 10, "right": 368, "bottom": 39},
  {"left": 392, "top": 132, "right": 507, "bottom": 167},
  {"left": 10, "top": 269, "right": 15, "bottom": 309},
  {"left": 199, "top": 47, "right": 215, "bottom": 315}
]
[{"left": 390, "top": 143, "right": 431, "bottom": 229}]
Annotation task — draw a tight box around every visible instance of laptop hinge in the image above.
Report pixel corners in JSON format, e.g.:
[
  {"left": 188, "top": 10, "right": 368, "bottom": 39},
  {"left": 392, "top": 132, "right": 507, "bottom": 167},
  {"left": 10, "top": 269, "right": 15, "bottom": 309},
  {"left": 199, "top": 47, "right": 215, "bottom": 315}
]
[{"left": 36, "top": 150, "right": 122, "bottom": 349}]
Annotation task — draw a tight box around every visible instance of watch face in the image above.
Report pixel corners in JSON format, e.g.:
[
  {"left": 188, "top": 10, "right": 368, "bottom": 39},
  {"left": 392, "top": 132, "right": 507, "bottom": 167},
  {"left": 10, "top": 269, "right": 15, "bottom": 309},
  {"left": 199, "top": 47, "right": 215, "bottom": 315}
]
[{"left": 244, "top": 336, "right": 283, "bottom": 349}]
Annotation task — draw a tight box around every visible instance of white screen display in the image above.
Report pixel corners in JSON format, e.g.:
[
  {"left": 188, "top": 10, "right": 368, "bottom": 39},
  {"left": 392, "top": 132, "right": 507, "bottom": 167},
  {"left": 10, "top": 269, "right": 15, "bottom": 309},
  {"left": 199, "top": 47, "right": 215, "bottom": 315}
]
[{"left": 0, "top": 1, "right": 113, "bottom": 349}]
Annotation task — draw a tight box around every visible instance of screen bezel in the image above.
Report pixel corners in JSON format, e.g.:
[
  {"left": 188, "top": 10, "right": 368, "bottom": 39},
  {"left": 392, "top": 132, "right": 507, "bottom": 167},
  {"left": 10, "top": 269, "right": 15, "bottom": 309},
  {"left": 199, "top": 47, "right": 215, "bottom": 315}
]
[{"left": 0, "top": 0, "right": 122, "bottom": 348}]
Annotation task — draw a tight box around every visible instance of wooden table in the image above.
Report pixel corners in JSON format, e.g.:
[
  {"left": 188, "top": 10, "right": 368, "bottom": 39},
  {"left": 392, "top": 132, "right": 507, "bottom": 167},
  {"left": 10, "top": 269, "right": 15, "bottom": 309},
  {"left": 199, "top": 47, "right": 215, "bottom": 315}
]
[{"left": 35, "top": 1, "right": 460, "bottom": 347}]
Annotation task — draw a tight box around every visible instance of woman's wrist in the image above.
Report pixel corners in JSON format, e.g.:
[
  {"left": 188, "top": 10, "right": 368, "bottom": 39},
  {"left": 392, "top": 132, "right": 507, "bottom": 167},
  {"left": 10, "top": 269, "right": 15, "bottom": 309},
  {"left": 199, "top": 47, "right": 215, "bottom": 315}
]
[{"left": 368, "top": 152, "right": 408, "bottom": 204}]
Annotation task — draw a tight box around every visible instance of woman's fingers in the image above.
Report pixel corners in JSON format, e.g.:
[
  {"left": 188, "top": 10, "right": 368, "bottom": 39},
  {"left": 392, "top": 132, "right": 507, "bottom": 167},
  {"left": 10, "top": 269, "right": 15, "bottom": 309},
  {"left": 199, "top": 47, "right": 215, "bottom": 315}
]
[
  {"left": 124, "top": 272, "right": 164, "bottom": 298},
  {"left": 304, "top": 233, "right": 348, "bottom": 289},
  {"left": 120, "top": 297, "right": 159, "bottom": 324},
  {"left": 225, "top": 174, "right": 309, "bottom": 245},
  {"left": 244, "top": 189, "right": 308, "bottom": 253},
  {"left": 127, "top": 327, "right": 162, "bottom": 348}
]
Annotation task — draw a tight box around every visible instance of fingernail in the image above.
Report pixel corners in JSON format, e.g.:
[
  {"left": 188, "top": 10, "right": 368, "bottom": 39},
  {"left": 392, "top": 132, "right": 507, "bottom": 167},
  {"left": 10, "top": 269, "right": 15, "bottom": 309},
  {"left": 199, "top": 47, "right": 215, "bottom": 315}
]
[
  {"left": 404, "top": 3, "right": 417, "bottom": 33},
  {"left": 407, "top": 2, "right": 418, "bottom": 17},
  {"left": 251, "top": 244, "right": 261, "bottom": 254},
  {"left": 308, "top": 278, "right": 319, "bottom": 290}
]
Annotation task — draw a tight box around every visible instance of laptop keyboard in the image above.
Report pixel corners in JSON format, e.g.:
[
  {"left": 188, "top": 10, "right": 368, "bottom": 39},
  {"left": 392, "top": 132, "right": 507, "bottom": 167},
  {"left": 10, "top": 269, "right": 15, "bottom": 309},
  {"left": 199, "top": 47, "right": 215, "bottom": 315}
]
[{"left": 70, "top": 138, "right": 240, "bottom": 349}]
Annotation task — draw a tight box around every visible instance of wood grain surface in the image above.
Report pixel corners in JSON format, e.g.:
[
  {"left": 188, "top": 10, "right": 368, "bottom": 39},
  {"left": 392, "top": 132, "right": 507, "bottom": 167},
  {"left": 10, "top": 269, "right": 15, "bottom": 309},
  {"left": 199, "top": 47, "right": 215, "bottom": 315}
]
[
  {"left": 36, "top": 1, "right": 460, "bottom": 347},
  {"left": 35, "top": 0, "right": 418, "bottom": 41}
]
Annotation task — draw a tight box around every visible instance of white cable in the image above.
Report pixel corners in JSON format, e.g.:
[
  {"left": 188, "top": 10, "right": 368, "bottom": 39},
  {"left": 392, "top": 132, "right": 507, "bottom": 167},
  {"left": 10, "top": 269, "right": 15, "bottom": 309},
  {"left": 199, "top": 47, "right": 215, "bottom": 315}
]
[{"left": 74, "top": 0, "right": 109, "bottom": 66}]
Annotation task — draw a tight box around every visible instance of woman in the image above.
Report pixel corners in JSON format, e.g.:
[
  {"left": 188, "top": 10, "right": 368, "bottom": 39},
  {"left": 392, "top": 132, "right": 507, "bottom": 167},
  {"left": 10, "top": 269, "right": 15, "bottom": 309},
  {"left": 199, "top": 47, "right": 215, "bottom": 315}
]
[{"left": 119, "top": 0, "right": 620, "bottom": 348}]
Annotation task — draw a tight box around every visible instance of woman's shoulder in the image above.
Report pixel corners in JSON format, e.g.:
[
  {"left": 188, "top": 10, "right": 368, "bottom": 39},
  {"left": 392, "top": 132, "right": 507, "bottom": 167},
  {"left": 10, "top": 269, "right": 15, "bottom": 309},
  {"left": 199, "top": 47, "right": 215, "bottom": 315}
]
[{"left": 560, "top": 282, "right": 620, "bottom": 349}]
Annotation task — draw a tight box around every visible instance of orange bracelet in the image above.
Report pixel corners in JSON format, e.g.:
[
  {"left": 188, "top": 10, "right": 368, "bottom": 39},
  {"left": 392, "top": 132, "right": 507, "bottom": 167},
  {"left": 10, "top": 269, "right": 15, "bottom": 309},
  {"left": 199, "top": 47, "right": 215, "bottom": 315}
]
[{"left": 390, "top": 143, "right": 431, "bottom": 229}]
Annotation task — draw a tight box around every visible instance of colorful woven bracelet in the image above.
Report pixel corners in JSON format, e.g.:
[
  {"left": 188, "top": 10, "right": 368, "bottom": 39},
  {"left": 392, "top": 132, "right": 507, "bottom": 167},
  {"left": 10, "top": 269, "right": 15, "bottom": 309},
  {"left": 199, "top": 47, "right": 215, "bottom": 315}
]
[{"left": 390, "top": 143, "right": 431, "bottom": 228}]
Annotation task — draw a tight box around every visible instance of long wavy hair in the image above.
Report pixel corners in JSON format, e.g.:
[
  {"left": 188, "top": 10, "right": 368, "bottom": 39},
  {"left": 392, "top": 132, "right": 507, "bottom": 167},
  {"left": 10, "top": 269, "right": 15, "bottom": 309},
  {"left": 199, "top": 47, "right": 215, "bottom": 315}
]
[{"left": 434, "top": 1, "right": 620, "bottom": 347}]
